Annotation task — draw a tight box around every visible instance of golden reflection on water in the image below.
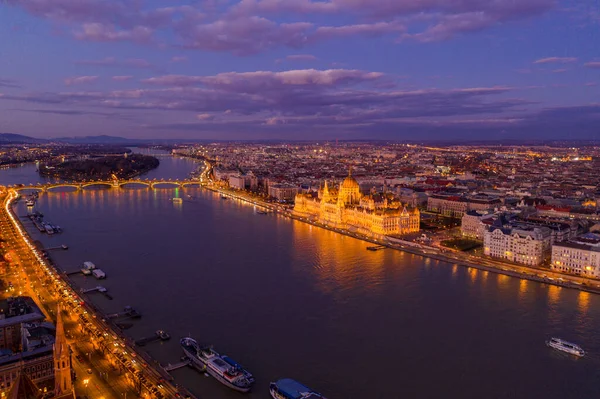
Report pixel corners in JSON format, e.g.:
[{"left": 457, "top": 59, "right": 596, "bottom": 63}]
[
  {"left": 547, "top": 284, "right": 561, "bottom": 306},
  {"left": 518, "top": 279, "right": 528, "bottom": 301},
  {"left": 468, "top": 267, "right": 477, "bottom": 284},
  {"left": 291, "top": 220, "right": 389, "bottom": 297},
  {"left": 497, "top": 273, "right": 509, "bottom": 287},
  {"left": 577, "top": 291, "right": 590, "bottom": 314}
]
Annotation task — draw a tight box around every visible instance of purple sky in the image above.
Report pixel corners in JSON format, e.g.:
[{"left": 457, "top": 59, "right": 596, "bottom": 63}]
[{"left": 0, "top": 0, "right": 599, "bottom": 140}]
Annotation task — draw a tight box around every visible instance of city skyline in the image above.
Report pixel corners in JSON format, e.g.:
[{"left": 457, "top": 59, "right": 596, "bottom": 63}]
[{"left": 0, "top": 0, "right": 599, "bottom": 140}]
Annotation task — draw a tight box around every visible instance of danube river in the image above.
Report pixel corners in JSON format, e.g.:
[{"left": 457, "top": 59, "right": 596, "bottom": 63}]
[{"left": 3, "top": 153, "right": 600, "bottom": 398}]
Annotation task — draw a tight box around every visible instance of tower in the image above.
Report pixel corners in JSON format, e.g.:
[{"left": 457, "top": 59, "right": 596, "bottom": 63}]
[
  {"left": 7, "top": 370, "right": 41, "bottom": 399},
  {"left": 53, "top": 307, "right": 74, "bottom": 398}
]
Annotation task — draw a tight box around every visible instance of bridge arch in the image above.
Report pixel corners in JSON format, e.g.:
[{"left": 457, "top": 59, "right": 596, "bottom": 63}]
[
  {"left": 119, "top": 181, "right": 151, "bottom": 189},
  {"left": 81, "top": 182, "right": 114, "bottom": 190},
  {"left": 46, "top": 184, "right": 81, "bottom": 192},
  {"left": 181, "top": 181, "right": 201, "bottom": 188},
  {"left": 150, "top": 181, "right": 182, "bottom": 189}
]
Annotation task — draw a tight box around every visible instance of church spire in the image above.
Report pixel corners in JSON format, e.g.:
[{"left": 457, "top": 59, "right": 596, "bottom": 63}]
[{"left": 54, "top": 306, "right": 74, "bottom": 398}]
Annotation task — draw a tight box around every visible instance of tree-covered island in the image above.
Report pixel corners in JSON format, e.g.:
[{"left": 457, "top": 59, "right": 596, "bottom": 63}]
[{"left": 38, "top": 154, "right": 159, "bottom": 181}]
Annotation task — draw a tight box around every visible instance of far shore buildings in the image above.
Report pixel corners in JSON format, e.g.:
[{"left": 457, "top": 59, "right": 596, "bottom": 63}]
[{"left": 294, "top": 169, "right": 420, "bottom": 238}]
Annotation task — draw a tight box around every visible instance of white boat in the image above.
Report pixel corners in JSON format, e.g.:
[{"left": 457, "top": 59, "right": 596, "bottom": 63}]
[
  {"left": 92, "top": 269, "right": 106, "bottom": 279},
  {"left": 172, "top": 197, "right": 183, "bottom": 203},
  {"left": 180, "top": 337, "right": 254, "bottom": 392},
  {"left": 81, "top": 261, "right": 96, "bottom": 275},
  {"left": 546, "top": 337, "right": 585, "bottom": 357}
]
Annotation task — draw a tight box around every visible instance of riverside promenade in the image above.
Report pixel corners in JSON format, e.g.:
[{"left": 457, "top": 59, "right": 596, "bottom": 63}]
[
  {"left": 203, "top": 182, "right": 600, "bottom": 296},
  {"left": 1, "top": 188, "right": 198, "bottom": 399}
]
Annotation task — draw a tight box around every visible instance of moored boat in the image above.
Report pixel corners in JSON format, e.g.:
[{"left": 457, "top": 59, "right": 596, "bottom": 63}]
[
  {"left": 546, "top": 337, "right": 585, "bottom": 357},
  {"left": 270, "top": 378, "right": 327, "bottom": 399},
  {"left": 81, "top": 261, "right": 96, "bottom": 275},
  {"left": 180, "top": 337, "right": 254, "bottom": 392}
]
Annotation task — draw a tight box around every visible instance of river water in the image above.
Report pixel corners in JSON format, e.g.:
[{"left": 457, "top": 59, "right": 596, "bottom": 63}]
[{"left": 2, "top": 151, "right": 600, "bottom": 399}]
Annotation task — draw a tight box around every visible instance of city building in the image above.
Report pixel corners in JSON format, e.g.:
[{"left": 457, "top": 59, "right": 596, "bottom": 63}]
[
  {"left": 0, "top": 300, "right": 74, "bottom": 397},
  {"left": 228, "top": 174, "right": 258, "bottom": 191},
  {"left": 427, "top": 194, "right": 467, "bottom": 217},
  {"left": 551, "top": 235, "right": 600, "bottom": 278},
  {"left": 268, "top": 184, "right": 300, "bottom": 202},
  {"left": 461, "top": 211, "right": 494, "bottom": 240},
  {"left": 484, "top": 226, "right": 551, "bottom": 266},
  {"left": 428, "top": 193, "right": 502, "bottom": 218},
  {"left": 294, "top": 169, "right": 420, "bottom": 238}
]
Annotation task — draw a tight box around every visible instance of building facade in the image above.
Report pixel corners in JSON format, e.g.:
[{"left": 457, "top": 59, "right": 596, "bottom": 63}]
[
  {"left": 294, "top": 170, "right": 420, "bottom": 238},
  {"left": 551, "top": 241, "right": 600, "bottom": 278},
  {"left": 461, "top": 211, "right": 493, "bottom": 240},
  {"left": 427, "top": 195, "right": 467, "bottom": 217},
  {"left": 484, "top": 226, "right": 551, "bottom": 266},
  {"left": 268, "top": 184, "right": 300, "bottom": 201},
  {"left": 428, "top": 194, "right": 501, "bottom": 217}
]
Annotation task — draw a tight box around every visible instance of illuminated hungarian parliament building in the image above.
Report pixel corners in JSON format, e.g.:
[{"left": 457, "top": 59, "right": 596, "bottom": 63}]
[{"left": 294, "top": 170, "right": 420, "bottom": 238}]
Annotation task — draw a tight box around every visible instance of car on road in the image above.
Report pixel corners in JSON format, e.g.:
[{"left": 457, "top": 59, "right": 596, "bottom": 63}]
[
  {"left": 86, "top": 368, "right": 93, "bottom": 374},
  {"left": 75, "top": 354, "right": 84, "bottom": 362}
]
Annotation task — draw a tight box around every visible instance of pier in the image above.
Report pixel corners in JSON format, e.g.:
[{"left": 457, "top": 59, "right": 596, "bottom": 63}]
[
  {"left": 164, "top": 358, "right": 192, "bottom": 372},
  {"left": 135, "top": 330, "right": 171, "bottom": 346},
  {"left": 107, "top": 306, "right": 141, "bottom": 320},
  {"left": 367, "top": 245, "right": 387, "bottom": 251},
  {"left": 45, "top": 244, "right": 69, "bottom": 251},
  {"left": 81, "top": 285, "right": 113, "bottom": 300}
]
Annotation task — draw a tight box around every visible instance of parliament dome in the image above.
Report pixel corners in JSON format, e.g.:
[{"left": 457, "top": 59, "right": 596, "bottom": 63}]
[{"left": 341, "top": 175, "right": 360, "bottom": 190}]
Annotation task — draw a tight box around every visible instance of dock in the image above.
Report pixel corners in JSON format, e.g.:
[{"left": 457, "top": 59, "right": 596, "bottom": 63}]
[
  {"left": 45, "top": 244, "right": 68, "bottom": 251},
  {"left": 367, "top": 245, "right": 387, "bottom": 251},
  {"left": 81, "top": 285, "right": 113, "bottom": 300},
  {"left": 107, "top": 306, "right": 141, "bottom": 320},
  {"left": 164, "top": 358, "right": 192, "bottom": 372},
  {"left": 135, "top": 330, "right": 171, "bottom": 346}
]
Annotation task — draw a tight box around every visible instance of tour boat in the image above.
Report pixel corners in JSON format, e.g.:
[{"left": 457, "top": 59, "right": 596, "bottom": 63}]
[
  {"left": 156, "top": 330, "right": 170, "bottom": 340},
  {"left": 546, "top": 337, "right": 585, "bottom": 357},
  {"left": 270, "top": 378, "right": 327, "bottom": 399},
  {"left": 25, "top": 197, "right": 35, "bottom": 207},
  {"left": 172, "top": 197, "right": 183, "bottom": 203},
  {"left": 180, "top": 337, "right": 254, "bottom": 392}
]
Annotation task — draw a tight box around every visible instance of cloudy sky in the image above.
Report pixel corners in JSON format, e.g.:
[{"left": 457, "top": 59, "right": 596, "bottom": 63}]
[{"left": 0, "top": 0, "right": 599, "bottom": 140}]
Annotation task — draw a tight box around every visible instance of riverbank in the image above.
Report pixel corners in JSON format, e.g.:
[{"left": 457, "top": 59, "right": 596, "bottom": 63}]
[
  {"left": 204, "top": 183, "right": 600, "bottom": 296},
  {"left": 1, "top": 189, "right": 197, "bottom": 399}
]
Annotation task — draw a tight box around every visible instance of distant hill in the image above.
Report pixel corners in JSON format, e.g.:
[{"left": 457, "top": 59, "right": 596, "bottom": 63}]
[
  {"left": 52, "top": 135, "right": 144, "bottom": 144},
  {"left": 0, "top": 133, "right": 48, "bottom": 144}
]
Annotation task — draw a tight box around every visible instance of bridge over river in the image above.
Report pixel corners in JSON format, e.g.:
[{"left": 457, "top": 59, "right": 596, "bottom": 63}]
[{"left": 11, "top": 178, "right": 203, "bottom": 192}]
